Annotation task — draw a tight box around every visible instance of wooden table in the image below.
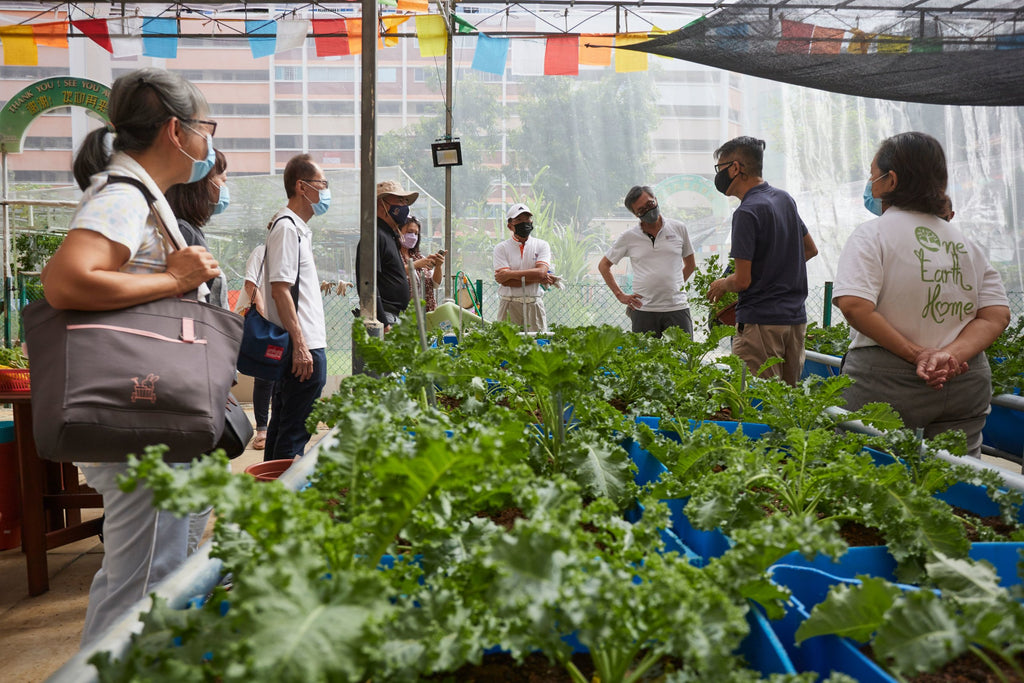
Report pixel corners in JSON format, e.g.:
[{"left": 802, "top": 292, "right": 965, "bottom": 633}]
[{"left": 2, "top": 391, "right": 103, "bottom": 596}]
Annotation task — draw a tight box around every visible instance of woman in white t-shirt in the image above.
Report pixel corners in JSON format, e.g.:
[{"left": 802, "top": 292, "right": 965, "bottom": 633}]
[
  {"left": 41, "top": 68, "right": 221, "bottom": 646},
  {"left": 833, "top": 132, "right": 1010, "bottom": 456}
]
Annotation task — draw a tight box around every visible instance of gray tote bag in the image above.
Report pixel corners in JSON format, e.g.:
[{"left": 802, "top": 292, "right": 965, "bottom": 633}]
[
  {"left": 22, "top": 174, "right": 243, "bottom": 463},
  {"left": 23, "top": 295, "right": 243, "bottom": 463}
]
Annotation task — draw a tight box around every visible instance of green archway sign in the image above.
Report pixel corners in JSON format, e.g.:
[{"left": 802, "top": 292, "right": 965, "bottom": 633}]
[
  {"left": 654, "top": 173, "right": 730, "bottom": 218},
  {"left": 0, "top": 77, "right": 110, "bottom": 153}
]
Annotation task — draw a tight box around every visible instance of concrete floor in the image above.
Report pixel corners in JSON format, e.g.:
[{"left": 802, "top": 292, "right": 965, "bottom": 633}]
[{"left": 0, "top": 406, "right": 329, "bottom": 683}]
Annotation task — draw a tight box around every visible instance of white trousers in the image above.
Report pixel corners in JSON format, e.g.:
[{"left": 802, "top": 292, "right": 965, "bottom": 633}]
[{"left": 78, "top": 462, "right": 189, "bottom": 648}]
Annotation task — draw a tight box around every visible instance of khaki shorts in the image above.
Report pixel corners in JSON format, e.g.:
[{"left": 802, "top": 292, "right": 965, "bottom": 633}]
[{"left": 731, "top": 322, "right": 807, "bottom": 387}]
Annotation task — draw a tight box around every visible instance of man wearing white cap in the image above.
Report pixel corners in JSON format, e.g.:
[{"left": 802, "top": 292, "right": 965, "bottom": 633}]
[
  {"left": 493, "top": 203, "right": 555, "bottom": 332},
  {"left": 357, "top": 179, "right": 419, "bottom": 330}
]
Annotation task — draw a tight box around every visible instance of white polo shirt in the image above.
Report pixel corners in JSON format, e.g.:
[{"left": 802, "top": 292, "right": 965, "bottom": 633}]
[
  {"left": 605, "top": 217, "right": 694, "bottom": 312},
  {"left": 493, "top": 236, "right": 553, "bottom": 298},
  {"left": 261, "top": 208, "right": 327, "bottom": 350}
]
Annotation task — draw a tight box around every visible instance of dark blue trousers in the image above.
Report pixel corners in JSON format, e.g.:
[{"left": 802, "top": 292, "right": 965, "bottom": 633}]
[
  {"left": 264, "top": 347, "right": 327, "bottom": 461},
  {"left": 252, "top": 377, "right": 275, "bottom": 430}
]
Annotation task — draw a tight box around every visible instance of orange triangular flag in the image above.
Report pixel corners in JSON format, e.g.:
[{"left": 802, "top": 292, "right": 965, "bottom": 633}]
[
  {"left": 398, "top": 0, "right": 430, "bottom": 13},
  {"left": 33, "top": 21, "right": 68, "bottom": 48},
  {"left": 579, "top": 33, "right": 612, "bottom": 66}
]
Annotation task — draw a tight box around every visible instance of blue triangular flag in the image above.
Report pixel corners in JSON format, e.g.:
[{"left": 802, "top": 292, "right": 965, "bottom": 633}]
[
  {"left": 246, "top": 19, "right": 277, "bottom": 59},
  {"left": 472, "top": 33, "right": 509, "bottom": 76},
  {"left": 142, "top": 17, "right": 178, "bottom": 58}
]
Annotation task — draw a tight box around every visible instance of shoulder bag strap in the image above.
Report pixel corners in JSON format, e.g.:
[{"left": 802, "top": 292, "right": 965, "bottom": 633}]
[
  {"left": 105, "top": 175, "right": 182, "bottom": 254},
  {"left": 262, "top": 215, "right": 301, "bottom": 311}
]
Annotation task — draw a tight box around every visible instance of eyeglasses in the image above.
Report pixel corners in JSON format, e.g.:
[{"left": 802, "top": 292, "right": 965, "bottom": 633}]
[
  {"left": 303, "top": 179, "right": 329, "bottom": 189},
  {"left": 714, "top": 160, "right": 737, "bottom": 173},
  {"left": 184, "top": 118, "right": 217, "bottom": 137},
  {"left": 634, "top": 201, "right": 657, "bottom": 217}
]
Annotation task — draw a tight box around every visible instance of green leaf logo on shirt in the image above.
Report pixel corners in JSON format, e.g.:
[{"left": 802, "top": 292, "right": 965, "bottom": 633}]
[{"left": 915, "top": 226, "right": 941, "bottom": 252}]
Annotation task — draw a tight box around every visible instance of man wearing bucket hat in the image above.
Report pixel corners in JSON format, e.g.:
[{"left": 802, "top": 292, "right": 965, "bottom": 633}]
[
  {"left": 493, "top": 203, "right": 555, "bottom": 332},
  {"left": 356, "top": 179, "right": 419, "bottom": 330}
]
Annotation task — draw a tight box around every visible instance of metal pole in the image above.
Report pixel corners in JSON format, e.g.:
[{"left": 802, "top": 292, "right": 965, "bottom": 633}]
[
  {"left": 443, "top": 0, "right": 455, "bottom": 302},
  {"left": 356, "top": 0, "right": 383, "bottom": 374},
  {"left": 823, "top": 280, "right": 833, "bottom": 327},
  {"left": 2, "top": 150, "right": 10, "bottom": 347}
]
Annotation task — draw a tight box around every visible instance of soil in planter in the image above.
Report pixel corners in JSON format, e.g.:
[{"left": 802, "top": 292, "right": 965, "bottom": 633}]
[
  {"left": 477, "top": 506, "right": 527, "bottom": 532},
  {"left": 863, "top": 644, "right": 1024, "bottom": 682},
  {"left": 838, "top": 520, "right": 887, "bottom": 547},
  {"left": 950, "top": 505, "right": 1019, "bottom": 542}
]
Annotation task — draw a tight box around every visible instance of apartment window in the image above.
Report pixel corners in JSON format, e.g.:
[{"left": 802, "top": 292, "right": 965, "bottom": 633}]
[
  {"left": 275, "top": 100, "right": 304, "bottom": 115},
  {"left": 210, "top": 102, "right": 270, "bottom": 116},
  {"left": 412, "top": 68, "right": 427, "bottom": 83},
  {"left": 308, "top": 66, "right": 355, "bottom": 82},
  {"left": 12, "top": 170, "right": 74, "bottom": 184},
  {"left": 23, "top": 136, "right": 72, "bottom": 150},
  {"left": 275, "top": 66, "right": 303, "bottom": 81},
  {"left": 378, "top": 101, "right": 402, "bottom": 115},
  {"left": 309, "top": 100, "right": 354, "bottom": 115},
  {"left": 214, "top": 137, "right": 271, "bottom": 151},
  {"left": 378, "top": 67, "right": 398, "bottom": 83},
  {"left": 658, "top": 105, "right": 722, "bottom": 119},
  {"left": 165, "top": 69, "right": 268, "bottom": 82},
  {"left": 0, "top": 66, "right": 68, "bottom": 79},
  {"left": 275, "top": 135, "right": 302, "bottom": 148},
  {"left": 309, "top": 135, "right": 355, "bottom": 150},
  {"left": 410, "top": 102, "right": 442, "bottom": 116}
]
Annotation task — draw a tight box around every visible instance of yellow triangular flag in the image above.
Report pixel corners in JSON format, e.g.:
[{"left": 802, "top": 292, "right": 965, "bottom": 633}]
[
  {"left": 415, "top": 15, "right": 447, "bottom": 57},
  {"left": 382, "top": 15, "right": 411, "bottom": 47},
  {"left": 1, "top": 26, "right": 38, "bottom": 66},
  {"left": 614, "top": 33, "right": 648, "bottom": 72}
]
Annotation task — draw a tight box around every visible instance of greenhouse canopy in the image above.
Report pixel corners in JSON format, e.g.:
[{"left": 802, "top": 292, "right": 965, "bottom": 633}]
[{"left": 621, "top": 0, "right": 1024, "bottom": 106}]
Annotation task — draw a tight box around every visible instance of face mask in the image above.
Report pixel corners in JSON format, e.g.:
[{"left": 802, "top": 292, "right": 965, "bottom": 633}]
[
  {"left": 304, "top": 182, "right": 331, "bottom": 216},
  {"left": 401, "top": 232, "right": 418, "bottom": 249},
  {"left": 388, "top": 203, "right": 410, "bottom": 225},
  {"left": 180, "top": 126, "right": 215, "bottom": 184},
  {"left": 714, "top": 165, "right": 733, "bottom": 195},
  {"left": 863, "top": 172, "right": 888, "bottom": 216},
  {"left": 513, "top": 222, "right": 533, "bottom": 238},
  {"left": 210, "top": 182, "right": 229, "bottom": 215},
  {"left": 639, "top": 206, "right": 660, "bottom": 224}
]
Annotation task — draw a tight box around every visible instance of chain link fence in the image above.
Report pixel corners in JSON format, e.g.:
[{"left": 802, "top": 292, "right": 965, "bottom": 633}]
[{"left": 13, "top": 274, "right": 1024, "bottom": 377}]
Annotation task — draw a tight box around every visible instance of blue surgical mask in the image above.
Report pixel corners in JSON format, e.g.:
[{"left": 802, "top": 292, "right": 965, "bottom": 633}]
[
  {"left": 388, "top": 203, "right": 410, "bottom": 226},
  {"left": 210, "top": 182, "right": 229, "bottom": 215},
  {"left": 304, "top": 182, "right": 331, "bottom": 216},
  {"left": 863, "top": 172, "right": 888, "bottom": 216},
  {"left": 180, "top": 126, "right": 215, "bottom": 184}
]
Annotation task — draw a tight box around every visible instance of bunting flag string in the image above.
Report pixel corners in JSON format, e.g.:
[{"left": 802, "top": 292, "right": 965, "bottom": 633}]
[{"left": 0, "top": 7, "right": 991, "bottom": 70}]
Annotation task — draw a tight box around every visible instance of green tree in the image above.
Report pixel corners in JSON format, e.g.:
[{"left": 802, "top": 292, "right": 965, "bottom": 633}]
[
  {"left": 377, "top": 74, "right": 503, "bottom": 212},
  {"left": 506, "top": 72, "right": 658, "bottom": 229}
]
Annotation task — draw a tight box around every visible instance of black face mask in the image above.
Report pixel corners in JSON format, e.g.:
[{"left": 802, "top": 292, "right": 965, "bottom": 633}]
[
  {"left": 714, "top": 166, "right": 734, "bottom": 195},
  {"left": 513, "top": 222, "right": 534, "bottom": 238}
]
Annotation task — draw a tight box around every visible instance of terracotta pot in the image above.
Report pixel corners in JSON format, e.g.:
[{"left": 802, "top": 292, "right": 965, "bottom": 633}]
[{"left": 244, "top": 459, "right": 294, "bottom": 482}]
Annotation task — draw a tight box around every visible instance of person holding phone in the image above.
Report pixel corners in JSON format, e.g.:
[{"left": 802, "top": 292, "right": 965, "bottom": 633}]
[{"left": 400, "top": 215, "right": 444, "bottom": 312}]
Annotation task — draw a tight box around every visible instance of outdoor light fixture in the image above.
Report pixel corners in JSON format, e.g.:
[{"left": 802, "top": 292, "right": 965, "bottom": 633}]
[{"left": 431, "top": 138, "right": 463, "bottom": 167}]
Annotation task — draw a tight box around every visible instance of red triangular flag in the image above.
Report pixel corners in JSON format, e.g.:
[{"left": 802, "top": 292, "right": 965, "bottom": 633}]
[
  {"left": 312, "top": 18, "right": 349, "bottom": 57},
  {"left": 72, "top": 18, "right": 113, "bottom": 53},
  {"left": 544, "top": 35, "right": 579, "bottom": 76},
  {"left": 778, "top": 19, "right": 813, "bottom": 55}
]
